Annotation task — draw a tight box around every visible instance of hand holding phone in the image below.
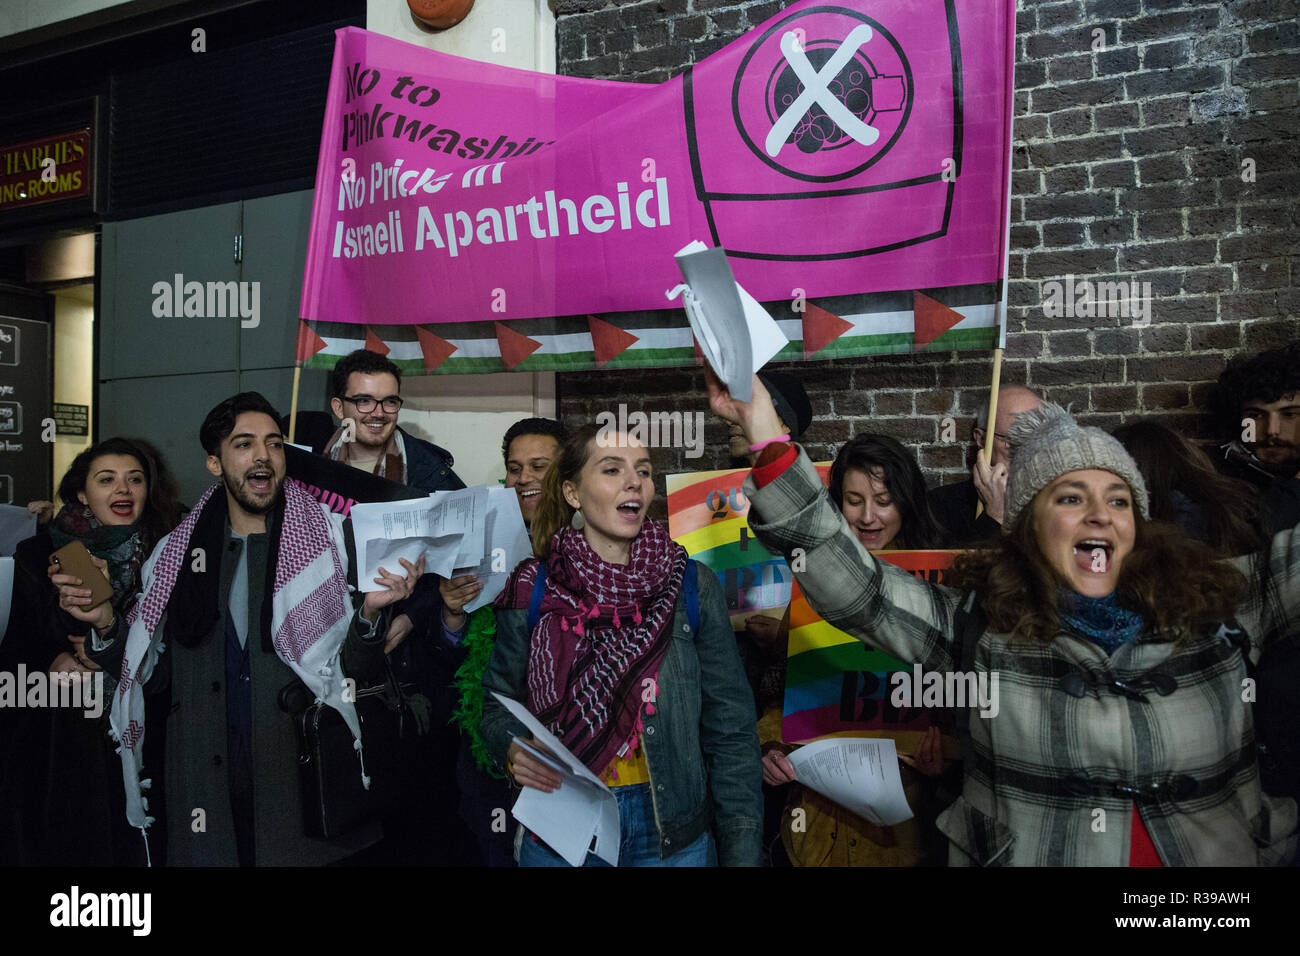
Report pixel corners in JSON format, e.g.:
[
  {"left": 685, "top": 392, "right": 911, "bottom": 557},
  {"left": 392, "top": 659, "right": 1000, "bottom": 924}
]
[{"left": 48, "top": 540, "right": 115, "bottom": 627}]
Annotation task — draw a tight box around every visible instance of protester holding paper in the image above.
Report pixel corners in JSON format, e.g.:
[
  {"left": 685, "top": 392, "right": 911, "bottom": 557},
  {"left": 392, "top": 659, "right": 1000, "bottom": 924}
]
[
  {"left": 712, "top": 372, "right": 1299, "bottom": 865},
  {"left": 319, "top": 348, "right": 463, "bottom": 649},
  {"left": 446, "top": 418, "right": 567, "bottom": 866},
  {"left": 346, "top": 477, "right": 531, "bottom": 864},
  {"left": 480, "top": 425, "right": 763, "bottom": 866},
  {"left": 71, "top": 393, "right": 417, "bottom": 866},
  {"left": 761, "top": 434, "right": 957, "bottom": 867}
]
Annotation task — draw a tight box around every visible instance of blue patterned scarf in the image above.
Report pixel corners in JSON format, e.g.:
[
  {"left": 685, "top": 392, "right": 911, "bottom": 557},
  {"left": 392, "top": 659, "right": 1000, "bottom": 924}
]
[{"left": 1058, "top": 590, "right": 1146, "bottom": 654}]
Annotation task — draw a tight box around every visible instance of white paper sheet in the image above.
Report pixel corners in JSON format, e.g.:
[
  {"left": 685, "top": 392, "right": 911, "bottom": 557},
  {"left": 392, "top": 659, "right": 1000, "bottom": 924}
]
[
  {"left": 362, "top": 532, "right": 463, "bottom": 582},
  {"left": 0, "top": 504, "right": 36, "bottom": 557},
  {"left": 439, "top": 486, "right": 489, "bottom": 569},
  {"left": 491, "top": 692, "right": 620, "bottom": 867},
  {"left": 462, "top": 487, "right": 531, "bottom": 613},
  {"left": 667, "top": 240, "right": 789, "bottom": 402},
  {"left": 787, "top": 737, "right": 914, "bottom": 826},
  {"left": 349, "top": 485, "right": 488, "bottom": 591}
]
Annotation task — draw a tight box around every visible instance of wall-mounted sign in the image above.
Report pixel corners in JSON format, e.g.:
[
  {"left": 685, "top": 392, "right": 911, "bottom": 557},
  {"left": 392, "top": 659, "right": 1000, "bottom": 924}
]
[
  {"left": 52, "top": 402, "right": 89, "bottom": 437},
  {"left": 0, "top": 129, "right": 92, "bottom": 212},
  {"left": 0, "top": 316, "right": 52, "bottom": 505}
]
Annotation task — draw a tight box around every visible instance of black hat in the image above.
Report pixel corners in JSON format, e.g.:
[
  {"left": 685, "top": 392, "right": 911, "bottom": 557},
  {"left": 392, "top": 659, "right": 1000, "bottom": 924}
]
[{"left": 757, "top": 370, "right": 813, "bottom": 439}]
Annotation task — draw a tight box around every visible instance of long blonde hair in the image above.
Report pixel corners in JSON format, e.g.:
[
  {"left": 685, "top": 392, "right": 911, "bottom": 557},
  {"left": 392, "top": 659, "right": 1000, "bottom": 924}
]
[{"left": 530, "top": 424, "right": 601, "bottom": 559}]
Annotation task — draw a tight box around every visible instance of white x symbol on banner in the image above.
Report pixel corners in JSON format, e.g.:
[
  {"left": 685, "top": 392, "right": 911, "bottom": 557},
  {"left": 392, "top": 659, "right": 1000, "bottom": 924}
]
[{"left": 764, "top": 24, "right": 881, "bottom": 158}]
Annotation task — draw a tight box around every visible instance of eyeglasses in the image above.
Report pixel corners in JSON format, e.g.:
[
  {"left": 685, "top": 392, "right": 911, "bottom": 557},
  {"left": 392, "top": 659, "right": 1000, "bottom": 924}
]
[{"left": 343, "top": 394, "right": 403, "bottom": 414}]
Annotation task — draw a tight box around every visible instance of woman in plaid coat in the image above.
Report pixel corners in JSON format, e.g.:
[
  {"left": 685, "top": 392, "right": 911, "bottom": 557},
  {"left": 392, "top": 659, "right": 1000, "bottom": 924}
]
[{"left": 712, "top": 372, "right": 1298, "bottom": 866}]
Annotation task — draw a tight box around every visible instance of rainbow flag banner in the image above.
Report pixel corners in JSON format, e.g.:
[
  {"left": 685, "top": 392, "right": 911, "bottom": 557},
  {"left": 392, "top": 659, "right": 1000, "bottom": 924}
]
[
  {"left": 783, "top": 550, "right": 962, "bottom": 747},
  {"left": 666, "top": 463, "right": 832, "bottom": 630},
  {"left": 666, "top": 464, "right": 964, "bottom": 752}
]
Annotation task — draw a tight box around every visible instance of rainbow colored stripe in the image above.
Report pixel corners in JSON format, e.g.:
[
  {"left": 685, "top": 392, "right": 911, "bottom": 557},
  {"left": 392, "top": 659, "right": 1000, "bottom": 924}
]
[{"left": 782, "top": 552, "right": 960, "bottom": 746}]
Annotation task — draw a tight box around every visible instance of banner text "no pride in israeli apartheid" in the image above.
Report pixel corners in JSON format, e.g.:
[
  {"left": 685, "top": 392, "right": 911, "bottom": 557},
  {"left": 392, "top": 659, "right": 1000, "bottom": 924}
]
[{"left": 301, "top": 0, "right": 1016, "bottom": 329}]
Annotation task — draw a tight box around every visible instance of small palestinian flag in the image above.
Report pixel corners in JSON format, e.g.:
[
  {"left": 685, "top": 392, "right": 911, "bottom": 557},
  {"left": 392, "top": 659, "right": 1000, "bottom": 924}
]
[{"left": 296, "top": 282, "right": 1000, "bottom": 375}]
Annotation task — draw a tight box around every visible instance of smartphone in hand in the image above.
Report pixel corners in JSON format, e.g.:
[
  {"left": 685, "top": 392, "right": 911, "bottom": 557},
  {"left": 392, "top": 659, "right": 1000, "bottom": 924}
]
[{"left": 50, "top": 540, "right": 114, "bottom": 610}]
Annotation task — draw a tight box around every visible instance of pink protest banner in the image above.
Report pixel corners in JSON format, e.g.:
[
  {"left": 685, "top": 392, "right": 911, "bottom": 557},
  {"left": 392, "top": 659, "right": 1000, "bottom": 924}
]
[{"left": 300, "top": 0, "right": 1016, "bottom": 374}]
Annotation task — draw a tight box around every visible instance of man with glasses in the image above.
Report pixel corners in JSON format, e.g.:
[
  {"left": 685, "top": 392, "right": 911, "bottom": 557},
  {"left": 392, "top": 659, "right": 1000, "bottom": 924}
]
[
  {"left": 323, "top": 349, "right": 464, "bottom": 493},
  {"left": 321, "top": 349, "right": 475, "bottom": 863},
  {"left": 928, "top": 385, "right": 1042, "bottom": 546}
]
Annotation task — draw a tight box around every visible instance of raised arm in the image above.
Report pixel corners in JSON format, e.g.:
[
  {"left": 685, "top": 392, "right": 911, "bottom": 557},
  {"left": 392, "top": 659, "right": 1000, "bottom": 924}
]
[{"left": 743, "top": 448, "right": 964, "bottom": 673}]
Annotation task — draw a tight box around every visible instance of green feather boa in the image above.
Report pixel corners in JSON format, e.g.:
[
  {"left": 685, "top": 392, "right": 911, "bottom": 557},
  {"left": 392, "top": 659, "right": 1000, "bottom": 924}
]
[{"left": 451, "top": 605, "right": 507, "bottom": 778}]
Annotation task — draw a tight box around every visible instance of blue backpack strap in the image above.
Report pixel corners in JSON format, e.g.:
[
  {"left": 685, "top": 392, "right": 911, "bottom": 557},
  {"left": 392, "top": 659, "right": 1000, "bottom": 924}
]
[
  {"left": 527, "top": 562, "right": 548, "bottom": 633},
  {"left": 683, "top": 559, "right": 700, "bottom": 633}
]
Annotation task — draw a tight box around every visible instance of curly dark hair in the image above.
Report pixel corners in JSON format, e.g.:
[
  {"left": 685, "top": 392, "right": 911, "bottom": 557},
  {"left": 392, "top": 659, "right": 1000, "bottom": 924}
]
[
  {"left": 58, "top": 437, "right": 183, "bottom": 553},
  {"left": 329, "top": 349, "right": 402, "bottom": 401},
  {"left": 127, "top": 437, "right": 186, "bottom": 537},
  {"left": 828, "top": 433, "right": 942, "bottom": 549},
  {"left": 947, "top": 504, "right": 1247, "bottom": 645},
  {"left": 1210, "top": 343, "right": 1300, "bottom": 440}
]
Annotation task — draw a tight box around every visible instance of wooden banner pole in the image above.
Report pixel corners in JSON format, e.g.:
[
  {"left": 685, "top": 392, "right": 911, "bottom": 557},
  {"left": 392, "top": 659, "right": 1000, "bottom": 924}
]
[
  {"left": 975, "top": 348, "right": 1003, "bottom": 520},
  {"left": 288, "top": 365, "right": 302, "bottom": 445},
  {"left": 977, "top": 10, "right": 1017, "bottom": 522}
]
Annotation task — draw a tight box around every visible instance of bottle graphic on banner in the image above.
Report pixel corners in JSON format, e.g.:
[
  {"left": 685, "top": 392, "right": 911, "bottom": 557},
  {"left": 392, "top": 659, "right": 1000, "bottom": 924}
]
[{"left": 683, "top": 2, "right": 959, "bottom": 261}]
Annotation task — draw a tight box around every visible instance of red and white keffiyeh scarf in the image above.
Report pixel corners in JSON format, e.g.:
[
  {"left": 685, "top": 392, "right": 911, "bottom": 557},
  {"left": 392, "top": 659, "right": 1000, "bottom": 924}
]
[
  {"left": 523, "top": 521, "right": 687, "bottom": 775},
  {"left": 108, "top": 479, "right": 363, "bottom": 837}
]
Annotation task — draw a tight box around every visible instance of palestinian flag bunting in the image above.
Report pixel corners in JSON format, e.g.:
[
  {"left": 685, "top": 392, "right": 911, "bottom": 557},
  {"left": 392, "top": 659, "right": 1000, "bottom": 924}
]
[{"left": 298, "top": 284, "right": 996, "bottom": 375}]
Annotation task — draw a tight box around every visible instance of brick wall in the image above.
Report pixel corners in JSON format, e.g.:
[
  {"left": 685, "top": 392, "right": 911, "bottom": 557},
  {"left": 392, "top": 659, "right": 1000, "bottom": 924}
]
[{"left": 553, "top": 0, "right": 1300, "bottom": 507}]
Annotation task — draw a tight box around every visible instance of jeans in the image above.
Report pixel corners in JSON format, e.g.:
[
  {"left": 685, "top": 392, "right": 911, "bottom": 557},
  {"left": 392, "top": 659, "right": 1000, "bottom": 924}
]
[{"left": 518, "top": 784, "right": 717, "bottom": 867}]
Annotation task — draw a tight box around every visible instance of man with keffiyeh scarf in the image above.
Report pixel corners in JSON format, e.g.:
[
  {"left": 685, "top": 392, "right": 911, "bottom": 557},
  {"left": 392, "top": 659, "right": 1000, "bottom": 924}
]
[{"left": 75, "top": 393, "right": 422, "bottom": 866}]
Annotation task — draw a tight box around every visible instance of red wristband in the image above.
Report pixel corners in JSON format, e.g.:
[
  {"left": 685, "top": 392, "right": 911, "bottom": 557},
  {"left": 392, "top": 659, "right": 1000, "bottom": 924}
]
[{"left": 752, "top": 443, "right": 797, "bottom": 488}]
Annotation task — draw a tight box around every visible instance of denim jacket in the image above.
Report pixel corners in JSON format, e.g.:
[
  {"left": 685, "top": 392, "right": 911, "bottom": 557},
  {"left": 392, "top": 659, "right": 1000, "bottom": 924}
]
[{"left": 479, "top": 561, "right": 763, "bottom": 866}]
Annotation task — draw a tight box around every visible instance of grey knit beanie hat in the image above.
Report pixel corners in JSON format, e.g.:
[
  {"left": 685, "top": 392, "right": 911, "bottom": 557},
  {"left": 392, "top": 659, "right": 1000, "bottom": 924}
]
[{"left": 1003, "top": 402, "right": 1149, "bottom": 530}]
